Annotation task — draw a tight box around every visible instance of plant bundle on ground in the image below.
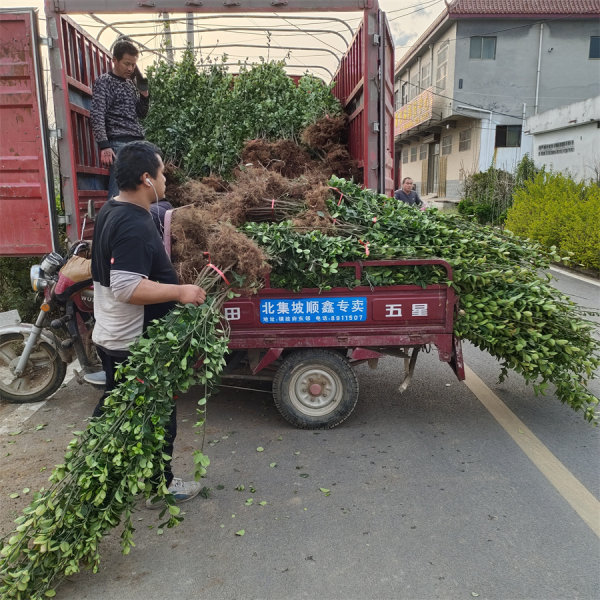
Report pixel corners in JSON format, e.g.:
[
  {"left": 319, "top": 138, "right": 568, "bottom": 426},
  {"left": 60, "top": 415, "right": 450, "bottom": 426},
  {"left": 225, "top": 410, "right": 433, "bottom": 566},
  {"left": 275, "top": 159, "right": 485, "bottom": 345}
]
[{"left": 0, "top": 267, "right": 233, "bottom": 599}]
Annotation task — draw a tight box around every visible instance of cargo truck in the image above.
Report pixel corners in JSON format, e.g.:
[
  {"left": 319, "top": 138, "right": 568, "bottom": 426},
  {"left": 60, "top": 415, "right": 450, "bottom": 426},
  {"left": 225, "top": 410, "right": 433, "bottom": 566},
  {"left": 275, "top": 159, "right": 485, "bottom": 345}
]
[{"left": 0, "top": 2, "right": 464, "bottom": 428}]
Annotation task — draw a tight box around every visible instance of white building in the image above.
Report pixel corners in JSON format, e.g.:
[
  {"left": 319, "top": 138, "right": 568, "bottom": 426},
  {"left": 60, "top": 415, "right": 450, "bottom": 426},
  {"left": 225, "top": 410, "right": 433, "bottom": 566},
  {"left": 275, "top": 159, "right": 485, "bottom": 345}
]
[{"left": 526, "top": 96, "right": 600, "bottom": 183}]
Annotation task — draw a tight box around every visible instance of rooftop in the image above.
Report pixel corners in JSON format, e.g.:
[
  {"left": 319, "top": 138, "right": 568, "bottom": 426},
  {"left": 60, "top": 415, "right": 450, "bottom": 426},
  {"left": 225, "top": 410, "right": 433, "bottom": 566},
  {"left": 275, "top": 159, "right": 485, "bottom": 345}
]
[
  {"left": 447, "top": 0, "right": 600, "bottom": 16},
  {"left": 395, "top": 0, "right": 600, "bottom": 70}
]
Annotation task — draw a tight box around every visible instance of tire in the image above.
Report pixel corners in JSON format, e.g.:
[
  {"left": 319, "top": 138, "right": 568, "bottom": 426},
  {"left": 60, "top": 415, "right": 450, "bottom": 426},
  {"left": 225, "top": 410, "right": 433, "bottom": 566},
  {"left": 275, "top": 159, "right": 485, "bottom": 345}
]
[
  {"left": 273, "top": 349, "right": 359, "bottom": 429},
  {"left": 0, "top": 333, "right": 67, "bottom": 403}
]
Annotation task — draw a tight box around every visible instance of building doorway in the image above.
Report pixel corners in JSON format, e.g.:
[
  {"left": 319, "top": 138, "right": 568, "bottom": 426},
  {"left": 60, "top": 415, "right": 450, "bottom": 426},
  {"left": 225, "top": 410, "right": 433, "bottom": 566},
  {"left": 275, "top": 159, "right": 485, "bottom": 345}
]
[{"left": 427, "top": 142, "right": 440, "bottom": 194}]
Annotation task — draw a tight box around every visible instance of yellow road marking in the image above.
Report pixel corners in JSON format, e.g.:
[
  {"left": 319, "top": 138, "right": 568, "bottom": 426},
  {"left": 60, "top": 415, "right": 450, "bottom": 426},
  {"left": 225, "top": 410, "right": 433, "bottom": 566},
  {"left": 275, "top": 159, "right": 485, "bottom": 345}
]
[{"left": 464, "top": 365, "right": 600, "bottom": 538}]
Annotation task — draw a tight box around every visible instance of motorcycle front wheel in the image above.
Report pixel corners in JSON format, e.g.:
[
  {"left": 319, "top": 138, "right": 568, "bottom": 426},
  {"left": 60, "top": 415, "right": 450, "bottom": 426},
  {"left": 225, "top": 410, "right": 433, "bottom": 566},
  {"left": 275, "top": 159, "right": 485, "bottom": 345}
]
[{"left": 0, "top": 333, "right": 67, "bottom": 403}]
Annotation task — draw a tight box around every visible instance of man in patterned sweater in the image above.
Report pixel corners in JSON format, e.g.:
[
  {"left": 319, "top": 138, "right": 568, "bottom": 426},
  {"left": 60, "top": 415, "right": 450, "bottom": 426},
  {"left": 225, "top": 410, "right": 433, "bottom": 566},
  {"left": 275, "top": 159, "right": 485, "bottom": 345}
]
[{"left": 91, "top": 40, "right": 150, "bottom": 200}]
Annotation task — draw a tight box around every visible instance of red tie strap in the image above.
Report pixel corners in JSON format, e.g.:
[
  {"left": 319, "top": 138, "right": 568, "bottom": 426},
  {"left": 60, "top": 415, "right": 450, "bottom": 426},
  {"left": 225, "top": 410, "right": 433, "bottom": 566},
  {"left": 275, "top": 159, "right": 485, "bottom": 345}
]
[
  {"left": 328, "top": 186, "right": 345, "bottom": 206},
  {"left": 358, "top": 239, "right": 370, "bottom": 257},
  {"left": 207, "top": 263, "right": 230, "bottom": 286}
]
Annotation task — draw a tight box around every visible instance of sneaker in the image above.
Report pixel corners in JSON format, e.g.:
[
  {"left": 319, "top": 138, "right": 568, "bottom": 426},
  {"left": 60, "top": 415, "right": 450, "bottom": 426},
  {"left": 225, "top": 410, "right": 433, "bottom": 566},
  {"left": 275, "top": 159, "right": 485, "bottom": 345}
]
[
  {"left": 145, "top": 477, "right": 202, "bottom": 509},
  {"left": 83, "top": 370, "right": 106, "bottom": 386}
]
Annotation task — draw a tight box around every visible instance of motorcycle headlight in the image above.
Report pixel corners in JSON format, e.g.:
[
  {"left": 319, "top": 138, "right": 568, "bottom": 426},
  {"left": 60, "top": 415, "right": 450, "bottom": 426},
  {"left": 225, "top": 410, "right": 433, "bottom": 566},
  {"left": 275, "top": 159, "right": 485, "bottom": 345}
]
[
  {"left": 40, "top": 252, "right": 64, "bottom": 275},
  {"left": 30, "top": 265, "right": 47, "bottom": 292}
]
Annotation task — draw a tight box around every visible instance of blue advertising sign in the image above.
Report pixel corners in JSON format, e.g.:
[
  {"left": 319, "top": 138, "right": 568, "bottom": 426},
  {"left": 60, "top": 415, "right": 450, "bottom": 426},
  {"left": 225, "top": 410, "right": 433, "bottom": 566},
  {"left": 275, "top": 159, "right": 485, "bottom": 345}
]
[{"left": 260, "top": 296, "right": 367, "bottom": 324}]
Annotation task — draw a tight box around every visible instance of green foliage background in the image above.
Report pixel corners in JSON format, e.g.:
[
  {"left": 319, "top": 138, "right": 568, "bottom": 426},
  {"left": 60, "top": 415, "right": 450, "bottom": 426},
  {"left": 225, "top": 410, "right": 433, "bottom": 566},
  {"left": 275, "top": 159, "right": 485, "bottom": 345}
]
[
  {"left": 505, "top": 172, "right": 600, "bottom": 271},
  {"left": 458, "top": 166, "right": 515, "bottom": 225},
  {"left": 144, "top": 52, "right": 342, "bottom": 178},
  {"left": 0, "top": 258, "right": 39, "bottom": 322},
  {"left": 458, "top": 155, "right": 540, "bottom": 226}
]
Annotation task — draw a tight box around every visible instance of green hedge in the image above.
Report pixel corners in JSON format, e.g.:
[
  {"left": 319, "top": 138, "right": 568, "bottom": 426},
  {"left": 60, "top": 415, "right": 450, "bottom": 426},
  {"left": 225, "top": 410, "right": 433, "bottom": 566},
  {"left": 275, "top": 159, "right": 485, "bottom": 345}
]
[
  {"left": 144, "top": 52, "right": 342, "bottom": 178},
  {"left": 505, "top": 172, "right": 600, "bottom": 271},
  {"left": 457, "top": 167, "right": 514, "bottom": 225}
]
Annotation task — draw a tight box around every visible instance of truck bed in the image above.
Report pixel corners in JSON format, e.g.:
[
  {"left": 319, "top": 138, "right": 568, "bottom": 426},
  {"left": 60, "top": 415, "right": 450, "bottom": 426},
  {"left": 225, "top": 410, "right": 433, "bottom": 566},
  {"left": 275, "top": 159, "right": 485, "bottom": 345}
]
[
  {"left": 162, "top": 208, "right": 464, "bottom": 380},
  {"left": 223, "top": 259, "right": 464, "bottom": 379}
]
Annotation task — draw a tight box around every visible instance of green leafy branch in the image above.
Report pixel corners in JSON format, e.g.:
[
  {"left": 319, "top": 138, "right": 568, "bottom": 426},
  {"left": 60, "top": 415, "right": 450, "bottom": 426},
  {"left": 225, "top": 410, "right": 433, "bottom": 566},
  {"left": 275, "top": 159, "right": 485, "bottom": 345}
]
[
  {"left": 0, "top": 267, "right": 232, "bottom": 599},
  {"left": 246, "top": 176, "right": 599, "bottom": 422}
]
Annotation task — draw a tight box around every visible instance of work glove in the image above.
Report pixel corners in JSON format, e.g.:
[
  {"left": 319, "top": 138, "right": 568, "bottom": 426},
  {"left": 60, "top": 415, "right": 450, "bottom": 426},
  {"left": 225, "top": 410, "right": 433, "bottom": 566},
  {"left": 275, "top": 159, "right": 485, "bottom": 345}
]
[{"left": 133, "top": 65, "right": 149, "bottom": 93}]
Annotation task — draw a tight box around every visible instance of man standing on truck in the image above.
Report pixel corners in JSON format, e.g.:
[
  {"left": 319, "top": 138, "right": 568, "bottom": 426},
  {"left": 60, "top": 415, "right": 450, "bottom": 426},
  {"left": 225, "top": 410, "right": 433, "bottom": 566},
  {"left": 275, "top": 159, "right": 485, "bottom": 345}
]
[
  {"left": 91, "top": 140, "right": 207, "bottom": 506},
  {"left": 394, "top": 177, "right": 423, "bottom": 208},
  {"left": 91, "top": 39, "right": 149, "bottom": 201}
]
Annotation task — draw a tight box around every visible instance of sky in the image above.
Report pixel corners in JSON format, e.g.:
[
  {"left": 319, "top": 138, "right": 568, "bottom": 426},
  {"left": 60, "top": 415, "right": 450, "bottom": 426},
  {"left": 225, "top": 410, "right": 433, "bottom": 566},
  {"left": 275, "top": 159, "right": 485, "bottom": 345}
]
[{"left": 2, "top": 0, "right": 446, "bottom": 79}]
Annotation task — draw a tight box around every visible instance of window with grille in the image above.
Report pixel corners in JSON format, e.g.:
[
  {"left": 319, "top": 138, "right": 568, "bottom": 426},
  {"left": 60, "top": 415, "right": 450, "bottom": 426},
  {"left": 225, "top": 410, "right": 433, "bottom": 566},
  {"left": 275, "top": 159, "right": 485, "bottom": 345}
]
[
  {"left": 402, "top": 150, "right": 409, "bottom": 164},
  {"left": 408, "top": 77, "right": 418, "bottom": 101},
  {"left": 495, "top": 125, "right": 522, "bottom": 148},
  {"left": 410, "top": 146, "right": 418, "bottom": 162},
  {"left": 459, "top": 129, "right": 471, "bottom": 151},
  {"left": 420, "top": 62, "right": 431, "bottom": 89},
  {"left": 470, "top": 36, "right": 496, "bottom": 60},
  {"left": 436, "top": 43, "right": 448, "bottom": 90},
  {"left": 420, "top": 144, "right": 428, "bottom": 160},
  {"left": 441, "top": 134, "right": 452, "bottom": 155}
]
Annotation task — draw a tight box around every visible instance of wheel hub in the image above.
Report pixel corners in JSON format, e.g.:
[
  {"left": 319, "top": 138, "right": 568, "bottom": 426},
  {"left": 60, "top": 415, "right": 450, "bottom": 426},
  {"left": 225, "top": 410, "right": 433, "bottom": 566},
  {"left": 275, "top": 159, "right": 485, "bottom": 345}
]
[
  {"left": 291, "top": 367, "right": 341, "bottom": 414},
  {"left": 309, "top": 383, "right": 323, "bottom": 396},
  {"left": 8, "top": 356, "right": 24, "bottom": 374}
]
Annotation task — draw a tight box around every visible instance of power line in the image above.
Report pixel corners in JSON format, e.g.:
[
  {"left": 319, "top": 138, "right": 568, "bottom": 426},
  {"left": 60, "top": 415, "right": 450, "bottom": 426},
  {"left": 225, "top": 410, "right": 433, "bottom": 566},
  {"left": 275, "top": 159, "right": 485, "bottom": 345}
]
[
  {"left": 273, "top": 13, "right": 348, "bottom": 54},
  {"left": 394, "top": 13, "right": 591, "bottom": 52},
  {"left": 387, "top": 0, "right": 444, "bottom": 15},
  {"left": 396, "top": 78, "right": 525, "bottom": 120},
  {"left": 389, "top": 0, "right": 445, "bottom": 22}
]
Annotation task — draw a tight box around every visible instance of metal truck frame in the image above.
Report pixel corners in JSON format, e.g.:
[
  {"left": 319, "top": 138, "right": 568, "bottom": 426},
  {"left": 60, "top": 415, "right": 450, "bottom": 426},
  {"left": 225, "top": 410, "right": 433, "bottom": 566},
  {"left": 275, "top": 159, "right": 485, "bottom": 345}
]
[
  {"left": 1, "top": 3, "right": 465, "bottom": 428},
  {"left": 0, "top": 1, "right": 394, "bottom": 256}
]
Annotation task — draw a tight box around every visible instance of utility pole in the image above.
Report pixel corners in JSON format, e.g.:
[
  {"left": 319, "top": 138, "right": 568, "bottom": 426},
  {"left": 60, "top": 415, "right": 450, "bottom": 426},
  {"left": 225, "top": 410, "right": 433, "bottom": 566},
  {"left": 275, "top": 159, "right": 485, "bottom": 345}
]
[
  {"left": 186, "top": 13, "right": 194, "bottom": 48},
  {"left": 161, "top": 13, "right": 174, "bottom": 62}
]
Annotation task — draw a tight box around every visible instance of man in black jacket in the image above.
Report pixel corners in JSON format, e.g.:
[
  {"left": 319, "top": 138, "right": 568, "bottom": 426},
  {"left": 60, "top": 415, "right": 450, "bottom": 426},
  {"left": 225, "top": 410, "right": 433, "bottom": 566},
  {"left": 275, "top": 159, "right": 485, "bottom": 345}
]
[
  {"left": 394, "top": 177, "right": 423, "bottom": 207},
  {"left": 91, "top": 40, "right": 149, "bottom": 200}
]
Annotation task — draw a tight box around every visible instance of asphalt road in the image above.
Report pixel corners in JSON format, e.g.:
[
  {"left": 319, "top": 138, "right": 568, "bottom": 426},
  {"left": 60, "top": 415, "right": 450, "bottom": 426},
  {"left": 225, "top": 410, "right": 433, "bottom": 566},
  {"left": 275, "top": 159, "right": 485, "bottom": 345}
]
[{"left": 0, "top": 268, "right": 598, "bottom": 600}]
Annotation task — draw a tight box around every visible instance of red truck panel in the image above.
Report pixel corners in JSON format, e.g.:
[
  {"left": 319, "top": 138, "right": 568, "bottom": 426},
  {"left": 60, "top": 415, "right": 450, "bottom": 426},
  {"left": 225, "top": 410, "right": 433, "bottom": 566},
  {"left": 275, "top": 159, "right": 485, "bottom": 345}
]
[
  {"left": 53, "top": 15, "right": 112, "bottom": 242},
  {"left": 381, "top": 12, "right": 395, "bottom": 195},
  {"left": 226, "top": 260, "right": 456, "bottom": 352},
  {"left": 0, "top": 10, "right": 56, "bottom": 256},
  {"left": 222, "top": 258, "right": 464, "bottom": 379},
  {"left": 333, "top": 9, "right": 394, "bottom": 195},
  {"left": 227, "top": 286, "right": 453, "bottom": 344}
]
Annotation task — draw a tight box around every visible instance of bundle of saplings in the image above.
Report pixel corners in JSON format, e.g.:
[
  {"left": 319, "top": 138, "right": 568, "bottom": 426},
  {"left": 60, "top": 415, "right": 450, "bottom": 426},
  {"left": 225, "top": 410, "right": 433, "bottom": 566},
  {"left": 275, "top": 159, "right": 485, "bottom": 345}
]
[
  {"left": 166, "top": 159, "right": 599, "bottom": 423},
  {"left": 144, "top": 52, "right": 354, "bottom": 180},
  {"left": 242, "top": 176, "right": 599, "bottom": 421}
]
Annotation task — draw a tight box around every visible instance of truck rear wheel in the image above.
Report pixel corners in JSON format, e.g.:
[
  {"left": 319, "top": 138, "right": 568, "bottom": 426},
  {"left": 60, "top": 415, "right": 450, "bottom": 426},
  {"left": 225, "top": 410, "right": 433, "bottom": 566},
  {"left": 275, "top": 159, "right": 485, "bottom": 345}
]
[{"left": 273, "top": 349, "right": 359, "bottom": 429}]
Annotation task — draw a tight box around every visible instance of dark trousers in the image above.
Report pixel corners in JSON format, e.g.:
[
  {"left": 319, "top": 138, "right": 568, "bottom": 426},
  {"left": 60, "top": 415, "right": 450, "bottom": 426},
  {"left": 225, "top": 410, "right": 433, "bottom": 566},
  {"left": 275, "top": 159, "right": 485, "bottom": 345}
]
[
  {"left": 106, "top": 140, "right": 129, "bottom": 200},
  {"left": 92, "top": 345, "right": 176, "bottom": 487}
]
